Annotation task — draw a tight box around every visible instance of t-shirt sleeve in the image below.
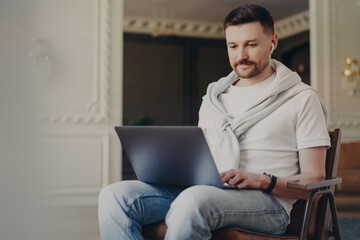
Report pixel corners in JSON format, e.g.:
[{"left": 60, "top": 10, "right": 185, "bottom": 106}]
[{"left": 295, "top": 90, "right": 331, "bottom": 150}]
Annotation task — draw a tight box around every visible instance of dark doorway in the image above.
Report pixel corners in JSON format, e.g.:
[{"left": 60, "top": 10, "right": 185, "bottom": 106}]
[{"left": 122, "top": 33, "right": 231, "bottom": 179}]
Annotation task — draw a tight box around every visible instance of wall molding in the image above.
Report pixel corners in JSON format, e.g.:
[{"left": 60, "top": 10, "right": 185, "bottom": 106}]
[
  {"left": 311, "top": 0, "right": 360, "bottom": 134},
  {"left": 323, "top": 0, "right": 360, "bottom": 128},
  {"left": 323, "top": 0, "right": 334, "bottom": 125},
  {"left": 123, "top": 10, "right": 309, "bottom": 40},
  {"left": 123, "top": 15, "right": 224, "bottom": 39},
  {"left": 40, "top": 132, "right": 109, "bottom": 206},
  {"left": 39, "top": 0, "right": 112, "bottom": 124},
  {"left": 274, "top": 11, "right": 309, "bottom": 40}
]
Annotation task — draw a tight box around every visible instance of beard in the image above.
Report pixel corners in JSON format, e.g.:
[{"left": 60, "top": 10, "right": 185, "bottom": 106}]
[{"left": 233, "top": 57, "right": 270, "bottom": 79}]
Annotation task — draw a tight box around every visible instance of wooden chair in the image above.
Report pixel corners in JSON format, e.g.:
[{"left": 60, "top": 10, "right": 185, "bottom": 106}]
[{"left": 142, "top": 129, "right": 342, "bottom": 240}]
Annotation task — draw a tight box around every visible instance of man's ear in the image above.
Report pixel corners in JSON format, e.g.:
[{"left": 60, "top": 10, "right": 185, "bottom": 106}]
[{"left": 270, "top": 33, "right": 278, "bottom": 54}]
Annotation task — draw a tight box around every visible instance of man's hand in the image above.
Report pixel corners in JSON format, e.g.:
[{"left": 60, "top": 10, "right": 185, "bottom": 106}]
[
  {"left": 219, "top": 147, "right": 327, "bottom": 198},
  {"left": 220, "top": 169, "right": 270, "bottom": 189}
]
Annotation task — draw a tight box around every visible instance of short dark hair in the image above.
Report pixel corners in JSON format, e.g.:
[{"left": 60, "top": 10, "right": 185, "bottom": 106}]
[{"left": 224, "top": 4, "right": 274, "bottom": 34}]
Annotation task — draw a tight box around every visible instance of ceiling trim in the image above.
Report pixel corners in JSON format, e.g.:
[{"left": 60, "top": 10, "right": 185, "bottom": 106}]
[
  {"left": 123, "top": 10, "right": 309, "bottom": 40},
  {"left": 275, "top": 10, "right": 309, "bottom": 39},
  {"left": 123, "top": 16, "right": 224, "bottom": 39}
]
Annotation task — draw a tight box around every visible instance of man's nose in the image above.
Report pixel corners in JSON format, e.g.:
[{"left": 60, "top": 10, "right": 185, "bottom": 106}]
[{"left": 234, "top": 47, "right": 248, "bottom": 61}]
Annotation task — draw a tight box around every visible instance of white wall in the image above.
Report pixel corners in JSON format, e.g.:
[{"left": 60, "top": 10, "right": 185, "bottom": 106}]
[
  {"left": 28, "top": 0, "right": 123, "bottom": 239},
  {"left": 310, "top": 0, "right": 360, "bottom": 142},
  {"left": 29, "top": 0, "right": 123, "bottom": 205}
]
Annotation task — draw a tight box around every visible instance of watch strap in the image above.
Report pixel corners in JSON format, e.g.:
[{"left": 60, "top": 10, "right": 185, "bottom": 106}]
[{"left": 263, "top": 173, "right": 277, "bottom": 194}]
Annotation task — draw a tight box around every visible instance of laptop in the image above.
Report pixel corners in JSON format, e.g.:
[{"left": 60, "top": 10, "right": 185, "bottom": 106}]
[{"left": 115, "top": 126, "right": 234, "bottom": 188}]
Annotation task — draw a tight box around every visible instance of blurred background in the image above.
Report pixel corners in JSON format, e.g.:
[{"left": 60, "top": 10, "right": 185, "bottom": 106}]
[{"left": 1, "top": 0, "right": 359, "bottom": 239}]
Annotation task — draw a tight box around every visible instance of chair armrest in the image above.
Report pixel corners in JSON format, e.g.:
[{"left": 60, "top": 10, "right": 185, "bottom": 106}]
[{"left": 287, "top": 178, "right": 342, "bottom": 190}]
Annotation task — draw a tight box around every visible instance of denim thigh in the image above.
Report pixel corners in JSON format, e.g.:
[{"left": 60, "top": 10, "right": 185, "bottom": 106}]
[
  {"left": 101, "top": 180, "right": 185, "bottom": 225},
  {"left": 166, "top": 185, "right": 289, "bottom": 235}
]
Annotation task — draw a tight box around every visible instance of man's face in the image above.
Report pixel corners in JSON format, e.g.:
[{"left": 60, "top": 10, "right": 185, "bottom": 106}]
[{"left": 225, "top": 22, "right": 275, "bottom": 80}]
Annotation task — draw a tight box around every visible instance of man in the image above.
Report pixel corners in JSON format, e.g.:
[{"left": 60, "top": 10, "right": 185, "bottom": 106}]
[{"left": 98, "top": 4, "right": 330, "bottom": 239}]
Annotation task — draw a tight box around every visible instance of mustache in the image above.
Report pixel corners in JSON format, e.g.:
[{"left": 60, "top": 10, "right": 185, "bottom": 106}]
[{"left": 235, "top": 60, "right": 255, "bottom": 65}]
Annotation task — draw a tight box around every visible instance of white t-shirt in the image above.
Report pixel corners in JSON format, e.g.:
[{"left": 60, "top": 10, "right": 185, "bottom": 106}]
[{"left": 199, "top": 72, "right": 330, "bottom": 216}]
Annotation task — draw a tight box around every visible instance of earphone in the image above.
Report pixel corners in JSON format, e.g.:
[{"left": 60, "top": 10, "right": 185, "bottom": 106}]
[{"left": 271, "top": 43, "right": 275, "bottom": 54}]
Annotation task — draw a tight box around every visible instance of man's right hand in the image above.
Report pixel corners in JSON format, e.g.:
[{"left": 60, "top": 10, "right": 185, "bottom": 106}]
[{"left": 220, "top": 169, "right": 270, "bottom": 189}]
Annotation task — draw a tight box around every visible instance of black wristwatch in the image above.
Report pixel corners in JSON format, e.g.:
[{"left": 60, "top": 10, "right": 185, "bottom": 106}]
[{"left": 263, "top": 173, "right": 277, "bottom": 194}]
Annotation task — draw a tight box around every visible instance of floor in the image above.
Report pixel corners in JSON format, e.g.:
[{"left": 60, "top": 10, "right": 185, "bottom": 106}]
[
  {"left": 335, "top": 193, "right": 360, "bottom": 218},
  {"left": 44, "top": 206, "right": 100, "bottom": 240}
]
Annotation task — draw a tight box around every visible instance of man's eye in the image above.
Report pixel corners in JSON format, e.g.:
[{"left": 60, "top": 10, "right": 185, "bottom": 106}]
[
  {"left": 229, "top": 45, "right": 237, "bottom": 49},
  {"left": 249, "top": 44, "right": 257, "bottom": 47}
]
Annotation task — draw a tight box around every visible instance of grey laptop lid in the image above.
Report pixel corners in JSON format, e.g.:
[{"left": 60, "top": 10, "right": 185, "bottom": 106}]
[{"left": 115, "top": 126, "right": 224, "bottom": 188}]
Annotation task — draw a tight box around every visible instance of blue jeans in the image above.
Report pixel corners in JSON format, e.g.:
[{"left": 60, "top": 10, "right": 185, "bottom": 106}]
[{"left": 98, "top": 180, "right": 289, "bottom": 240}]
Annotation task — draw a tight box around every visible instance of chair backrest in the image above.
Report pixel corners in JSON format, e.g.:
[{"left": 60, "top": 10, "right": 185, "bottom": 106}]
[{"left": 284, "top": 129, "right": 341, "bottom": 239}]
